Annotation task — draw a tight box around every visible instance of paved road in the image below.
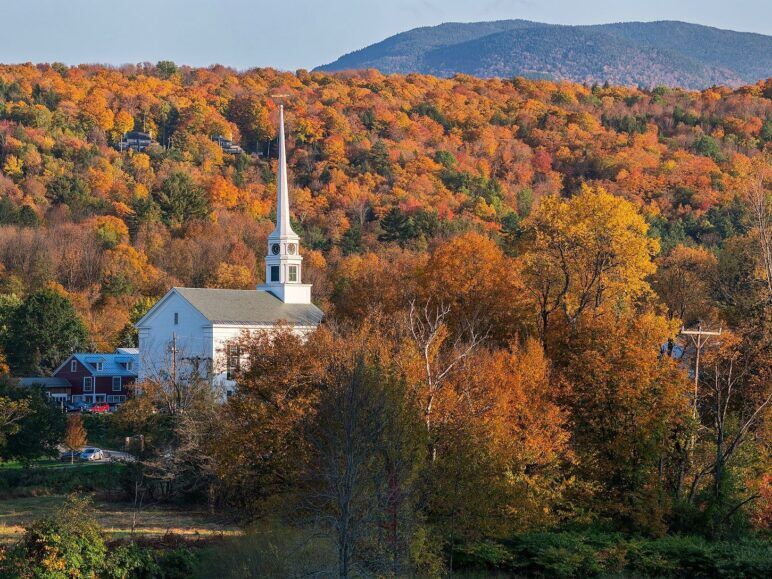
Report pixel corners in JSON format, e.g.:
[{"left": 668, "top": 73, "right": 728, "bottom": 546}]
[{"left": 103, "top": 449, "right": 136, "bottom": 462}]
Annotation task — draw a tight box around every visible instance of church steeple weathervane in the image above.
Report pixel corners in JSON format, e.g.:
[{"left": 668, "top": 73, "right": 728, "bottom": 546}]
[{"left": 257, "top": 103, "right": 313, "bottom": 305}]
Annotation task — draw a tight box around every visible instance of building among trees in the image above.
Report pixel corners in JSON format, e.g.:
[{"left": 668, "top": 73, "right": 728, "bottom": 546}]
[
  {"left": 136, "top": 106, "right": 323, "bottom": 393},
  {"left": 20, "top": 348, "right": 138, "bottom": 407}
]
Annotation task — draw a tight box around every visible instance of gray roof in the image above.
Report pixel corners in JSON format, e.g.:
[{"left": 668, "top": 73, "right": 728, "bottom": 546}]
[
  {"left": 19, "top": 377, "right": 71, "bottom": 388},
  {"left": 175, "top": 287, "right": 324, "bottom": 326}
]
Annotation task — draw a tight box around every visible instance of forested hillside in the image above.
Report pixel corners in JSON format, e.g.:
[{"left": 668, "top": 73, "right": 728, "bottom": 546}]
[
  {"left": 0, "top": 63, "right": 769, "bottom": 350},
  {"left": 318, "top": 20, "right": 772, "bottom": 89},
  {"left": 0, "top": 65, "right": 770, "bottom": 556}
]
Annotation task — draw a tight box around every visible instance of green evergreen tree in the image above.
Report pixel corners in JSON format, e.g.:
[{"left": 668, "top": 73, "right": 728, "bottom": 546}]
[
  {"left": 379, "top": 207, "right": 410, "bottom": 245},
  {"left": 154, "top": 171, "right": 210, "bottom": 227},
  {"left": 4, "top": 289, "right": 89, "bottom": 375}
]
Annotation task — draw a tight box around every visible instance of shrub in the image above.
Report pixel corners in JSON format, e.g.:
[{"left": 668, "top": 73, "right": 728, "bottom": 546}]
[
  {"left": 453, "top": 531, "right": 772, "bottom": 578},
  {"left": 156, "top": 546, "right": 199, "bottom": 578},
  {"left": 0, "top": 495, "right": 107, "bottom": 578},
  {"left": 103, "top": 542, "right": 160, "bottom": 579}
]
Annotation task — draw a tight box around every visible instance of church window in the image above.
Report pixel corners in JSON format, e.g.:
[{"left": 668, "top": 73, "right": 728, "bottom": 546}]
[
  {"left": 174, "top": 312, "right": 179, "bottom": 325},
  {"left": 226, "top": 345, "right": 241, "bottom": 380},
  {"left": 270, "top": 266, "right": 280, "bottom": 282},
  {"left": 288, "top": 265, "right": 298, "bottom": 282}
]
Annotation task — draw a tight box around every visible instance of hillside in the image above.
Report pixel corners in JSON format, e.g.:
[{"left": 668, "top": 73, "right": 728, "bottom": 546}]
[
  {"left": 0, "top": 63, "right": 769, "bottom": 350},
  {"left": 317, "top": 20, "right": 772, "bottom": 89}
]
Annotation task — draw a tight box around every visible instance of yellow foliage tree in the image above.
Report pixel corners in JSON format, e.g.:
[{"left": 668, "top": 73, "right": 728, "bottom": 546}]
[{"left": 522, "top": 184, "right": 659, "bottom": 339}]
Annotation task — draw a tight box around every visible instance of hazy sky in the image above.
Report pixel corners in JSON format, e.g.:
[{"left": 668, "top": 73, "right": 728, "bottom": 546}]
[{"left": 0, "top": 0, "right": 769, "bottom": 70}]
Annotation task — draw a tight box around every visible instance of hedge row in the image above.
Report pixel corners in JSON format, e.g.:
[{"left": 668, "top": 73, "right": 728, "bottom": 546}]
[{"left": 454, "top": 531, "right": 771, "bottom": 578}]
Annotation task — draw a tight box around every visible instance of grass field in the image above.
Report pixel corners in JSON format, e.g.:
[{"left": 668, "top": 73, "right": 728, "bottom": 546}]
[
  {"left": 0, "top": 495, "right": 242, "bottom": 544},
  {"left": 0, "top": 459, "right": 105, "bottom": 470}
]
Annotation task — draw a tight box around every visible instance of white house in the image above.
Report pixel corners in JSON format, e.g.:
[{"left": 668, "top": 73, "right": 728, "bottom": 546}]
[{"left": 136, "top": 105, "right": 324, "bottom": 392}]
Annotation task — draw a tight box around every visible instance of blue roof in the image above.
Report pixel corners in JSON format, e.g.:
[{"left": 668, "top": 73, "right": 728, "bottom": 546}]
[{"left": 70, "top": 351, "right": 139, "bottom": 377}]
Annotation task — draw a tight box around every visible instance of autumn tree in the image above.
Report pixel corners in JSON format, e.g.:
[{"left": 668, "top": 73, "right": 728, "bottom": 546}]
[
  {"left": 558, "top": 312, "right": 689, "bottom": 533},
  {"left": 653, "top": 244, "right": 718, "bottom": 326},
  {"left": 63, "top": 414, "right": 87, "bottom": 463},
  {"left": 302, "top": 356, "right": 425, "bottom": 577},
  {"left": 215, "top": 325, "right": 330, "bottom": 514},
  {"left": 686, "top": 330, "right": 772, "bottom": 537},
  {"left": 521, "top": 185, "right": 658, "bottom": 342}
]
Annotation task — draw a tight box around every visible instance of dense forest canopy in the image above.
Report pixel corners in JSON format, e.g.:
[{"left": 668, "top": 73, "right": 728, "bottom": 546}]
[{"left": 0, "top": 62, "right": 769, "bottom": 352}]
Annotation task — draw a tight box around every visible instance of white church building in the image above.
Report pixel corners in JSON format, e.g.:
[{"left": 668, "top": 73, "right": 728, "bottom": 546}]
[{"left": 136, "top": 106, "right": 324, "bottom": 392}]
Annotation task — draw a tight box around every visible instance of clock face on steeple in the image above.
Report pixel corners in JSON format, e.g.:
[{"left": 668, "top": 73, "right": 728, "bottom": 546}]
[
  {"left": 287, "top": 243, "right": 297, "bottom": 255},
  {"left": 271, "top": 243, "right": 280, "bottom": 255}
]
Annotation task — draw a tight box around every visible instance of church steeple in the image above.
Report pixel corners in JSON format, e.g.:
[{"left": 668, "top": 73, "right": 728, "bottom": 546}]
[
  {"left": 273, "top": 105, "right": 297, "bottom": 239},
  {"left": 257, "top": 104, "right": 312, "bottom": 305}
]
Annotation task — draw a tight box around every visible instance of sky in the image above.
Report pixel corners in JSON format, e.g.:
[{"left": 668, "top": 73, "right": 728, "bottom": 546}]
[{"left": 0, "top": 0, "right": 769, "bottom": 71}]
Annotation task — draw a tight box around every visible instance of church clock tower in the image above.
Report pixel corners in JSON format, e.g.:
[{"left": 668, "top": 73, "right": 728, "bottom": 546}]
[{"left": 257, "top": 105, "right": 312, "bottom": 304}]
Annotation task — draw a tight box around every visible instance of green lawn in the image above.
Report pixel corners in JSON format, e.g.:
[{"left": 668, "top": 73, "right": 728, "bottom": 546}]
[
  {"left": 0, "top": 495, "right": 242, "bottom": 544},
  {"left": 0, "top": 459, "right": 109, "bottom": 471}
]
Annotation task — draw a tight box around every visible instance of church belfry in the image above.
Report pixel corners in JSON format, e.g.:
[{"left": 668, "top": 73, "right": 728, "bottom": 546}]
[{"left": 257, "top": 105, "right": 313, "bottom": 304}]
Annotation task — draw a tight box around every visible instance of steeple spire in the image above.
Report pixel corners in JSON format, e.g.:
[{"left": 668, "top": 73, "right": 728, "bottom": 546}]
[
  {"left": 257, "top": 103, "right": 312, "bottom": 305},
  {"left": 274, "top": 105, "right": 297, "bottom": 238}
]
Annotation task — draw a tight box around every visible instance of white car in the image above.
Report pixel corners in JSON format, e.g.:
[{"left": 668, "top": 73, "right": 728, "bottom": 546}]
[{"left": 79, "top": 448, "right": 104, "bottom": 462}]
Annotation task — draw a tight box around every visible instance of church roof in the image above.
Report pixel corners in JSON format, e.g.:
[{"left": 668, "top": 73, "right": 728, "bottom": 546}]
[{"left": 174, "top": 287, "right": 323, "bottom": 326}]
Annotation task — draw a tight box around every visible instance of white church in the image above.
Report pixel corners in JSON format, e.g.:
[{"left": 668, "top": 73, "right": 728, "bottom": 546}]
[{"left": 136, "top": 106, "right": 324, "bottom": 393}]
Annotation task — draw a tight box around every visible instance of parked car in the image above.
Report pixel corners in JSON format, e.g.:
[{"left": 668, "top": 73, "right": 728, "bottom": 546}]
[
  {"left": 87, "top": 402, "right": 110, "bottom": 413},
  {"left": 79, "top": 447, "right": 104, "bottom": 461},
  {"left": 60, "top": 450, "right": 81, "bottom": 462},
  {"left": 65, "top": 401, "right": 91, "bottom": 412}
]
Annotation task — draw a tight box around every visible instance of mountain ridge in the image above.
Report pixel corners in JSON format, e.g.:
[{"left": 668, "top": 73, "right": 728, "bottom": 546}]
[{"left": 316, "top": 20, "right": 772, "bottom": 88}]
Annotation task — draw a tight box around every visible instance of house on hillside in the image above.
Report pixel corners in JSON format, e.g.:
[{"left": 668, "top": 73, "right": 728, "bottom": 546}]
[
  {"left": 20, "top": 348, "right": 139, "bottom": 407},
  {"left": 136, "top": 106, "right": 324, "bottom": 395},
  {"left": 211, "top": 135, "right": 243, "bottom": 154},
  {"left": 117, "top": 131, "right": 156, "bottom": 152}
]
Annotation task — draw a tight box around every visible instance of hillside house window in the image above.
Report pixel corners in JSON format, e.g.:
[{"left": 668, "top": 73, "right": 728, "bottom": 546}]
[
  {"left": 226, "top": 345, "right": 241, "bottom": 380},
  {"left": 174, "top": 312, "right": 179, "bottom": 325},
  {"left": 70, "top": 360, "right": 77, "bottom": 372},
  {"left": 126, "top": 360, "right": 134, "bottom": 372},
  {"left": 83, "top": 377, "right": 93, "bottom": 393},
  {"left": 108, "top": 395, "right": 126, "bottom": 404},
  {"left": 112, "top": 376, "right": 122, "bottom": 391},
  {"left": 270, "top": 266, "right": 280, "bottom": 282},
  {"left": 95, "top": 361, "right": 103, "bottom": 371},
  {"left": 288, "top": 265, "right": 298, "bottom": 282}
]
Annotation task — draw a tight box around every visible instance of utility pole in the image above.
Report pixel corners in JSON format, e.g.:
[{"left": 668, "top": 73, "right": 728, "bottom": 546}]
[
  {"left": 681, "top": 323, "right": 722, "bottom": 416},
  {"left": 680, "top": 322, "right": 722, "bottom": 464},
  {"left": 170, "top": 332, "right": 178, "bottom": 386}
]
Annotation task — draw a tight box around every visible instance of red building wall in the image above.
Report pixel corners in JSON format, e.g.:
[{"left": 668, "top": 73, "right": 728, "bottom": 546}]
[{"left": 53, "top": 358, "right": 135, "bottom": 401}]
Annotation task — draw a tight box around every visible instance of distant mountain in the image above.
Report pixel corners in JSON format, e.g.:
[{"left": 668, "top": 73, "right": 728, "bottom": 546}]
[{"left": 316, "top": 20, "right": 772, "bottom": 88}]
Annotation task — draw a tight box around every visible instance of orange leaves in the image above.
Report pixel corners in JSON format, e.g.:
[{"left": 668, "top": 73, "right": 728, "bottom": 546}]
[
  {"left": 88, "top": 215, "right": 129, "bottom": 248},
  {"left": 208, "top": 175, "right": 240, "bottom": 209},
  {"left": 210, "top": 262, "right": 254, "bottom": 289},
  {"left": 322, "top": 135, "right": 347, "bottom": 166}
]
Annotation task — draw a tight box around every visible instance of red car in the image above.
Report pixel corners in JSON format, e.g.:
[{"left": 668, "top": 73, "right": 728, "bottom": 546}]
[{"left": 88, "top": 402, "right": 110, "bottom": 413}]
